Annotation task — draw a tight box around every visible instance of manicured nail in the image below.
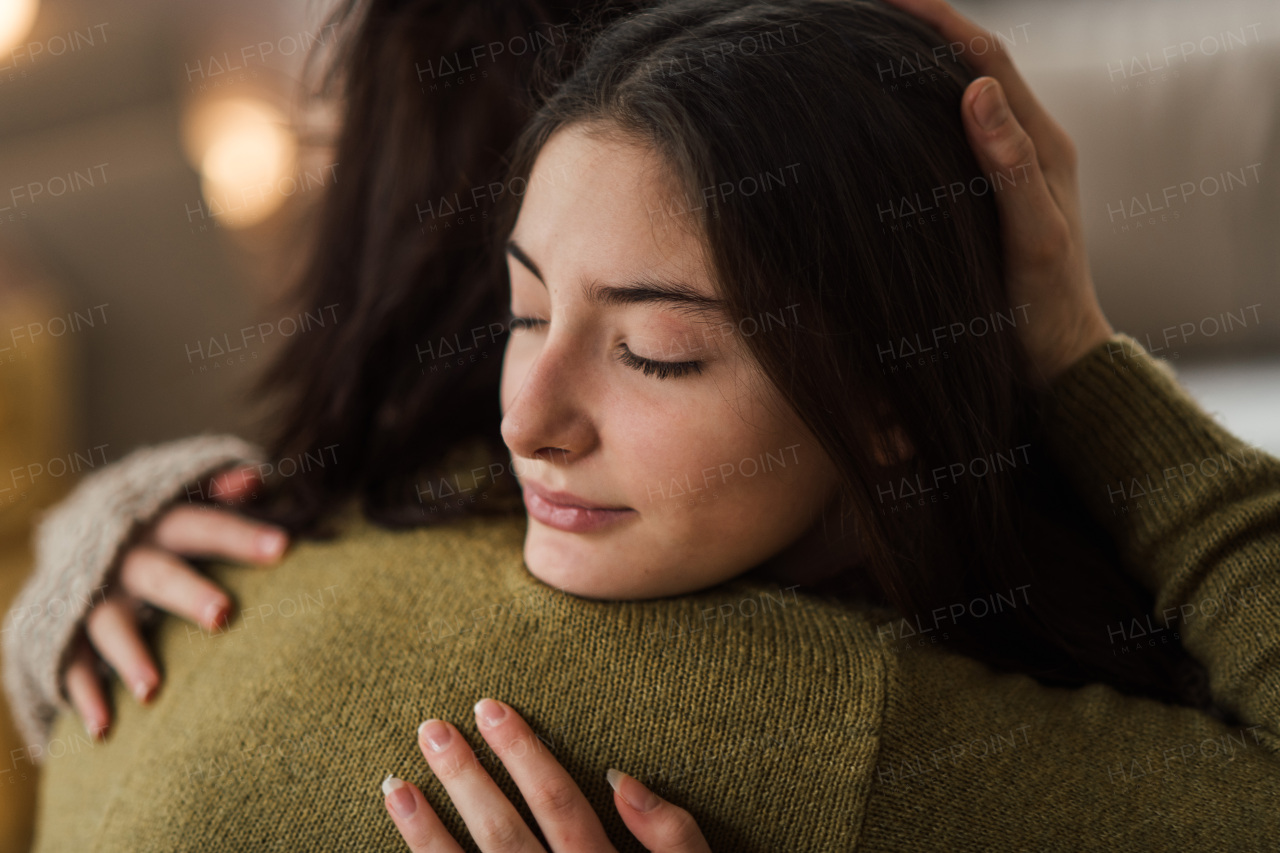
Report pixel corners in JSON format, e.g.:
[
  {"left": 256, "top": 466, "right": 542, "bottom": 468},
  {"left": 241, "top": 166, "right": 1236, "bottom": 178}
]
[
  {"left": 257, "top": 530, "right": 287, "bottom": 560},
  {"left": 203, "top": 600, "right": 229, "bottom": 629},
  {"left": 382, "top": 774, "right": 417, "bottom": 819},
  {"left": 474, "top": 698, "right": 507, "bottom": 727},
  {"left": 974, "top": 80, "right": 1008, "bottom": 131},
  {"left": 419, "top": 719, "right": 452, "bottom": 752},
  {"left": 607, "top": 768, "right": 659, "bottom": 813}
]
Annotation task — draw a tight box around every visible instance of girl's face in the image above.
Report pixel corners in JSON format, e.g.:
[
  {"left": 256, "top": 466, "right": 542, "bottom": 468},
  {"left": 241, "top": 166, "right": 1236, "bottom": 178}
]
[{"left": 499, "top": 124, "right": 840, "bottom": 599}]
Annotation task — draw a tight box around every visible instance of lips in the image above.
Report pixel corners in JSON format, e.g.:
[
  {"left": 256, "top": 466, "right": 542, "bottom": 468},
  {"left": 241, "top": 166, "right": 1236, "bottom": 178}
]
[{"left": 520, "top": 479, "right": 636, "bottom": 533}]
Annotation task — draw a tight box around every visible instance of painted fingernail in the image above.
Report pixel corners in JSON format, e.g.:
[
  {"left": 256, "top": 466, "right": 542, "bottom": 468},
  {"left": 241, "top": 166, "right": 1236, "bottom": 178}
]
[
  {"left": 607, "top": 768, "right": 659, "bottom": 813},
  {"left": 203, "top": 600, "right": 229, "bottom": 628},
  {"left": 419, "top": 719, "right": 452, "bottom": 752},
  {"left": 382, "top": 774, "right": 417, "bottom": 819},
  {"left": 974, "top": 80, "right": 1008, "bottom": 131},
  {"left": 257, "top": 531, "right": 287, "bottom": 560},
  {"left": 474, "top": 698, "right": 507, "bottom": 727}
]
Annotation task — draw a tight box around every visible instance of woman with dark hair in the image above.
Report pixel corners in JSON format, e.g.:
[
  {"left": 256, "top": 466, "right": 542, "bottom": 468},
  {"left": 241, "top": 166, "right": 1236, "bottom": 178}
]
[
  {"left": 9, "top": 0, "right": 647, "bottom": 744},
  {"left": 7, "top": 0, "right": 1280, "bottom": 849}
]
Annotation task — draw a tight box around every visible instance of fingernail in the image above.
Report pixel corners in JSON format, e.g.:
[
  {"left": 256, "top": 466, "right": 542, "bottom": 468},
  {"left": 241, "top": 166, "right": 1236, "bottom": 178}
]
[
  {"left": 203, "top": 600, "right": 229, "bottom": 629},
  {"left": 974, "top": 80, "right": 1008, "bottom": 131},
  {"left": 257, "top": 531, "right": 287, "bottom": 560},
  {"left": 606, "top": 768, "right": 659, "bottom": 813},
  {"left": 132, "top": 679, "right": 153, "bottom": 703},
  {"left": 474, "top": 698, "right": 507, "bottom": 727},
  {"left": 419, "top": 719, "right": 451, "bottom": 752},
  {"left": 382, "top": 774, "right": 417, "bottom": 819}
]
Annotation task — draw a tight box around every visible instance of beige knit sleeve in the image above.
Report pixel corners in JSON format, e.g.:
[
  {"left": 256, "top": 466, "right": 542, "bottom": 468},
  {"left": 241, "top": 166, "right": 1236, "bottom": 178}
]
[{"left": 1, "top": 434, "right": 265, "bottom": 750}]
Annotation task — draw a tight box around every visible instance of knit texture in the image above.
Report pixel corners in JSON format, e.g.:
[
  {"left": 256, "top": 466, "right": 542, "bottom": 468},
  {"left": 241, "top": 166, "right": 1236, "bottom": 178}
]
[
  {"left": 17, "top": 334, "right": 1280, "bottom": 850},
  {"left": 29, "top": 510, "right": 884, "bottom": 851},
  {"left": 1, "top": 434, "right": 265, "bottom": 751}
]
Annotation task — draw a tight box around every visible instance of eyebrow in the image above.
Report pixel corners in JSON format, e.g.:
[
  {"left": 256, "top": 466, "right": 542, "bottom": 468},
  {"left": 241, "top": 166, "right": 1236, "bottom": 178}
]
[{"left": 505, "top": 239, "right": 728, "bottom": 320}]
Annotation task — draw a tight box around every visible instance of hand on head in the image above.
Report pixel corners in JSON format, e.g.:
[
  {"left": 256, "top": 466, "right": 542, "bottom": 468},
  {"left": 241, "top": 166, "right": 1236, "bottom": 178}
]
[{"left": 882, "top": 0, "right": 1114, "bottom": 385}]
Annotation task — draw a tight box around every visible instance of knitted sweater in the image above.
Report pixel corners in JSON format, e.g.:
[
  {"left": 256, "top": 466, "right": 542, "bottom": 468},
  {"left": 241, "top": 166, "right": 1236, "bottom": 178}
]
[
  {"left": 14, "top": 334, "right": 1280, "bottom": 851},
  {"left": 2, "top": 435, "right": 265, "bottom": 750}
]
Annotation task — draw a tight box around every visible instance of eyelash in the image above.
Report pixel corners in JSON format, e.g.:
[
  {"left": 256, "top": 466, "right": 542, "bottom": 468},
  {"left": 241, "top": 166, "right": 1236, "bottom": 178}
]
[
  {"left": 508, "top": 315, "right": 543, "bottom": 332},
  {"left": 617, "top": 343, "right": 704, "bottom": 380},
  {"left": 507, "top": 315, "right": 704, "bottom": 381}
]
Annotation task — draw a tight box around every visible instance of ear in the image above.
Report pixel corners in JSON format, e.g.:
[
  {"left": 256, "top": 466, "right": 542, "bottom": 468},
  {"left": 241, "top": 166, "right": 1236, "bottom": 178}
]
[{"left": 871, "top": 424, "right": 915, "bottom": 466}]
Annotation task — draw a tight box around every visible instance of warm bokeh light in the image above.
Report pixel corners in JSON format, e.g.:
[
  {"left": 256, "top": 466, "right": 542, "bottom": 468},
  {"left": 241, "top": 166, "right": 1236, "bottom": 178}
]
[
  {"left": 181, "top": 97, "right": 298, "bottom": 229},
  {"left": 0, "top": 0, "right": 39, "bottom": 54}
]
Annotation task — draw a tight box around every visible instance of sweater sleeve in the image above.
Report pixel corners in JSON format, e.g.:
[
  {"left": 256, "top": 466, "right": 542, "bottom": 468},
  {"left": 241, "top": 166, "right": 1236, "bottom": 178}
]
[
  {"left": 1039, "top": 332, "right": 1280, "bottom": 740},
  {"left": 856, "top": 333, "right": 1280, "bottom": 849},
  {"left": 1, "top": 434, "right": 265, "bottom": 752}
]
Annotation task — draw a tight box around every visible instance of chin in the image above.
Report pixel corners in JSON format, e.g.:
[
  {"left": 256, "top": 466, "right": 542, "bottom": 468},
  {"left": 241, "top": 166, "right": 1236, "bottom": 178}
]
[{"left": 522, "top": 530, "right": 647, "bottom": 600}]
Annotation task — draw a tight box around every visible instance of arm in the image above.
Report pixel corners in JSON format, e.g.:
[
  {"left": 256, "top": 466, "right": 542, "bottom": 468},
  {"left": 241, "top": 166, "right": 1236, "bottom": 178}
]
[
  {"left": 854, "top": 0, "right": 1280, "bottom": 845},
  {"left": 858, "top": 346, "right": 1280, "bottom": 846},
  {"left": 1042, "top": 333, "right": 1280, "bottom": 738},
  {"left": 1, "top": 434, "right": 272, "bottom": 752},
  {"left": 879, "top": 0, "right": 1279, "bottom": 726}
]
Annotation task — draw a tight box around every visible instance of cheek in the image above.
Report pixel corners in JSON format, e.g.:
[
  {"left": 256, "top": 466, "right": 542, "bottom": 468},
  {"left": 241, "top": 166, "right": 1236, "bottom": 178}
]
[
  {"left": 622, "top": 404, "right": 796, "bottom": 520},
  {"left": 617, "top": 375, "right": 829, "bottom": 546}
]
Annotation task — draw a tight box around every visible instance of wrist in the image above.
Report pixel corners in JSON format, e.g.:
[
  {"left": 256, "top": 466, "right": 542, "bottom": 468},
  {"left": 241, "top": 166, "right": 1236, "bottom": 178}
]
[{"left": 1039, "top": 311, "right": 1114, "bottom": 387}]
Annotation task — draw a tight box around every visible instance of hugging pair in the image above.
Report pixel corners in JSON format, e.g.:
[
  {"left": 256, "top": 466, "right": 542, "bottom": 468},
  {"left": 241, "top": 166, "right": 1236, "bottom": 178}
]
[{"left": 7, "top": 0, "right": 1280, "bottom": 850}]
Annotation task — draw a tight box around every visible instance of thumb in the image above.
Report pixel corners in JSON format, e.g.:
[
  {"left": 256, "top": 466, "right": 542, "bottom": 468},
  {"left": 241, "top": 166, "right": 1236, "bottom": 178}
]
[
  {"left": 606, "top": 769, "right": 710, "bottom": 853},
  {"left": 961, "top": 76, "right": 1068, "bottom": 268}
]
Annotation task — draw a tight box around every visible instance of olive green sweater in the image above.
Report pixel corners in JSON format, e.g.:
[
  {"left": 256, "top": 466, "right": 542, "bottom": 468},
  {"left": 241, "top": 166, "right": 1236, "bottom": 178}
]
[{"left": 25, "top": 335, "right": 1280, "bottom": 851}]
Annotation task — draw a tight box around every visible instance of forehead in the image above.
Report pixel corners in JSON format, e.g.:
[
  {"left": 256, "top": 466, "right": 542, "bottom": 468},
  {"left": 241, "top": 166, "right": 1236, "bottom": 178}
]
[{"left": 510, "top": 124, "right": 713, "bottom": 292}]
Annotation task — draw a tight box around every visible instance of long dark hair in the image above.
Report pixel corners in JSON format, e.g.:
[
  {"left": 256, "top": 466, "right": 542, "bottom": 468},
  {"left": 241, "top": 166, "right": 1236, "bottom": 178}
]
[
  {"left": 253, "top": 0, "right": 1216, "bottom": 713},
  {"left": 254, "top": 0, "right": 644, "bottom": 531}
]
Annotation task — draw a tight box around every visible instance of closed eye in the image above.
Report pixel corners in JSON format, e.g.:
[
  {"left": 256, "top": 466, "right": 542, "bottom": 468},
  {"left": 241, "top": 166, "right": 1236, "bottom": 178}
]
[
  {"left": 616, "top": 343, "right": 703, "bottom": 380},
  {"left": 507, "top": 314, "right": 704, "bottom": 380},
  {"left": 508, "top": 314, "right": 545, "bottom": 332}
]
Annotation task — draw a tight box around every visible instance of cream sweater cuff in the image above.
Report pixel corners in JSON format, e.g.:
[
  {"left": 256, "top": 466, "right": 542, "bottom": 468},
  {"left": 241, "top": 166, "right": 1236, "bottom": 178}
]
[{"left": 1, "top": 434, "right": 265, "bottom": 754}]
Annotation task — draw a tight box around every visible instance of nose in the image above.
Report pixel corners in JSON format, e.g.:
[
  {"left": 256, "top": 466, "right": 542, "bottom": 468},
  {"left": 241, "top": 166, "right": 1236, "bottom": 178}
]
[{"left": 500, "top": 333, "right": 596, "bottom": 467}]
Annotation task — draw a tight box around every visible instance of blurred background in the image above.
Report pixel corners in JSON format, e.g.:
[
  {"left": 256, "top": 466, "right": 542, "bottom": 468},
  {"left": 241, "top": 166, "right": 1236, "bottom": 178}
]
[
  {"left": 0, "top": 0, "right": 336, "bottom": 848},
  {"left": 0, "top": 0, "right": 1276, "bottom": 849}
]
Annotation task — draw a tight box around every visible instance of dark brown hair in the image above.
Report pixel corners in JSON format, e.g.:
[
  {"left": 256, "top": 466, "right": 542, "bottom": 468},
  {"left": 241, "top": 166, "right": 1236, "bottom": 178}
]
[
  {"left": 254, "top": 0, "right": 1217, "bottom": 713},
  {"left": 254, "top": 0, "right": 644, "bottom": 531},
  {"left": 488, "top": 0, "right": 1222, "bottom": 710}
]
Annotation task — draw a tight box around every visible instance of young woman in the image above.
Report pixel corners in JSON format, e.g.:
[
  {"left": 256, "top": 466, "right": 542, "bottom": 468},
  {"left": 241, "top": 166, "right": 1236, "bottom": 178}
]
[{"left": 7, "top": 0, "right": 1280, "bottom": 849}]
